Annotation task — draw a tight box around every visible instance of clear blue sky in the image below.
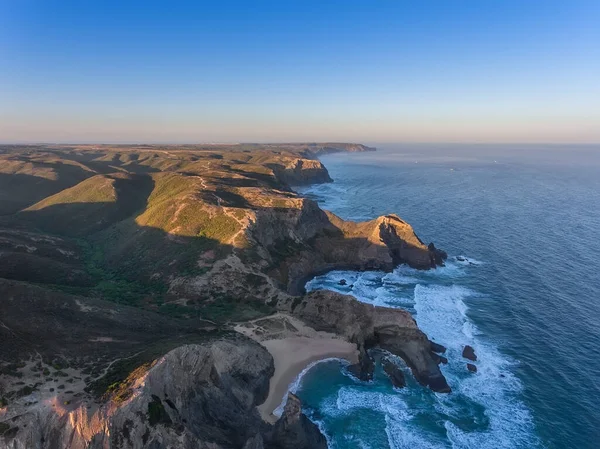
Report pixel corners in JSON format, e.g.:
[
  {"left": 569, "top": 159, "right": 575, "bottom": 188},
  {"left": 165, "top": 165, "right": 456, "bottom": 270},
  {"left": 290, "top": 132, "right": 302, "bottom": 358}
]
[{"left": 1, "top": 0, "right": 599, "bottom": 143}]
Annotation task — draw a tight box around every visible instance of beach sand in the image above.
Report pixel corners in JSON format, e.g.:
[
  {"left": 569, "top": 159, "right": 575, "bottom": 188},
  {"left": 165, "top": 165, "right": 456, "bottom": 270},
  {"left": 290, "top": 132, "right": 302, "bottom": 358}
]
[
  {"left": 234, "top": 313, "right": 359, "bottom": 423},
  {"left": 257, "top": 336, "right": 358, "bottom": 423}
]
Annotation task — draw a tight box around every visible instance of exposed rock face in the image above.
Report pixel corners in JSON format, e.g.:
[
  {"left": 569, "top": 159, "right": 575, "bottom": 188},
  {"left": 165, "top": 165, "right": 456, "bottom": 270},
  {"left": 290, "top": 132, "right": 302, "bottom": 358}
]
[
  {"left": 264, "top": 211, "right": 445, "bottom": 295},
  {"left": 382, "top": 358, "right": 406, "bottom": 388},
  {"left": 430, "top": 341, "right": 447, "bottom": 354},
  {"left": 431, "top": 352, "right": 449, "bottom": 365},
  {"left": 288, "top": 290, "right": 451, "bottom": 393},
  {"left": 467, "top": 363, "right": 478, "bottom": 373},
  {"left": 463, "top": 345, "right": 477, "bottom": 361},
  {"left": 1, "top": 340, "right": 276, "bottom": 449},
  {"left": 271, "top": 393, "right": 327, "bottom": 449},
  {"left": 347, "top": 345, "right": 375, "bottom": 381},
  {"left": 269, "top": 158, "right": 333, "bottom": 186},
  {"left": 427, "top": 243, "right": 448, "bottom": 267},
  {"left": 242, "top": 434, "right": 265, "bottom": 449}
]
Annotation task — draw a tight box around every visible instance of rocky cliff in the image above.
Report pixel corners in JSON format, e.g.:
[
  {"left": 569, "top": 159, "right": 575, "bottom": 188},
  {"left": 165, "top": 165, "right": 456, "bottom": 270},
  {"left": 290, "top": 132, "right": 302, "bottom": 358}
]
[
  {"left": 0, "top": 339, "right": 325, "bottom": 449},
  {"left": 286, "top": 290, "right": 450, "bottom": 392},
  {"left": 0, "top": 143, "right": 450, "bottom": 449}
]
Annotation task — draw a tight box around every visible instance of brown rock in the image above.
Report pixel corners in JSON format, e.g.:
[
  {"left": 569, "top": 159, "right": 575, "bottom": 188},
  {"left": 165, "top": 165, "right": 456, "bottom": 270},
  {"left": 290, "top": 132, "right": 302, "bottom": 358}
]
[
  {"left": 271, "top": 393, "right": 327, "bottom": 449},
  {"left": 292, "top": 290, "right": 451, "bottom": 393},
  {"left": 467, "top": 363, "right": 477, "bottom": 373},
  {"left": 430, "top": 351, "right": 448, "bottom": 365},
  {"left": 430, "top": 341, "right": 447, "bottom": 353},
  {"left": 463, "top": 345, "right": 477, "bottom": 361},
  {"left": 382, "top": 358, "right": 406, "bottom": 388},
  {"left": 348, "top": 345, "right": 374, "bottom": 381}
]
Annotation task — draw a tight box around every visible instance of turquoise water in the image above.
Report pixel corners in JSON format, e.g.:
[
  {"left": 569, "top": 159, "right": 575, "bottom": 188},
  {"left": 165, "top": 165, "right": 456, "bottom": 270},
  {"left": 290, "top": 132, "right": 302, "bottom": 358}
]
[{"left": 293, "top": 145, "right": 600, "bottom": 449}]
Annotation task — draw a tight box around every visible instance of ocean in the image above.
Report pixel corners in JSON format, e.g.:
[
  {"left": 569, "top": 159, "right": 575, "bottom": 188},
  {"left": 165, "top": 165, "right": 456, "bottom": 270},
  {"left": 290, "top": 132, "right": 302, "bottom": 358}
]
[{"left": 292, "top": 144, "right": 600, "bottom": 449}]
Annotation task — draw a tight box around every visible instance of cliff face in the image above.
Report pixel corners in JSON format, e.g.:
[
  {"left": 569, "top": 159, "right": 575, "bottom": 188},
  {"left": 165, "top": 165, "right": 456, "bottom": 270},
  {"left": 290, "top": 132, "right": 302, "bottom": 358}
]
[
  {"left": 254, "top": 209, "right": 443, "bottom": 295},
  {"left": 0, "top": 143, "right": 450, "bottom": 448},
  {"left": 1, "top": 340, "right": 323, "bottom": 449},
  {"left": 287, "top": 290, "right": 450, "bottom": 393},
  {"left": 268, "top": 158, "right": 333, "bottom": 186}
]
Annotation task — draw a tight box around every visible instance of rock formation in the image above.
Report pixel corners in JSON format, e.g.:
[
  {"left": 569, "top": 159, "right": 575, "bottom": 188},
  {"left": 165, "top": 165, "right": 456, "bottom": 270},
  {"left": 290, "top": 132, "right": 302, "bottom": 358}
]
[
  {"left": 0, "top": 143, "right": 452, "bottom": 448},
  {"left": 271, "top": 393, "right": 327, "bottom": 449},
  {"left": 269, "top": 158, "right": 333, "bottom": 186},
  {"left": 288, "top": 290, "right": 451, "bottom": 393},
  {"left": 0, "top": 339, "right": 325, "bottom": 449},
  {"left": 463, "top": 345, "right": 477, "bottom": 361},
  {"left": 382, "top": 358, "right": 406, "bottom": 388},
  {"left": 347, "top": 345, "right": 375, "bottom": 381}
]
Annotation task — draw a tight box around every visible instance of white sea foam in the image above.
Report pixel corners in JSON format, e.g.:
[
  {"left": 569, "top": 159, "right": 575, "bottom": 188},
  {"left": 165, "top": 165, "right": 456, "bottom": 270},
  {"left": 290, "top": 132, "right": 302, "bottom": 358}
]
[
  {"left": 412, "top": 283, "right": 539, "bottom": 449},
  {"left": 304, "top": 255, "right": 540, "bottom": 449},
  {"left": 272, "top": 358, "right": 349, "bottom": 418}
]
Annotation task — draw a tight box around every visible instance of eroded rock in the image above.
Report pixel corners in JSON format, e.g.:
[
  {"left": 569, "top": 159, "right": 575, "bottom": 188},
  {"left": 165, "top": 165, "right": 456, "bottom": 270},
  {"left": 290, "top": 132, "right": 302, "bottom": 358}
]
[
  {"left": 290, "top": 290, "right": 451, "bottom": 393},
  {"left": 463, "top": 345, "right": 477, "bottom": 361},
  {"left": 347, "top": 345, "right": 374, "bottom": 381},
  {"left": 271, "top": 393, "right": 327, "bottom": 449},
  {"left": 382, "top": 358, "right": 406, "bottom": 388}
]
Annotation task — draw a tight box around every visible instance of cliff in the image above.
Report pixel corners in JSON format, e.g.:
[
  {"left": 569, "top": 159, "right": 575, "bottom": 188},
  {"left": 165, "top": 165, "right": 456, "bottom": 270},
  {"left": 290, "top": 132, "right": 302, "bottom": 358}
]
[
  {"left": 0, "top": 143, "right": 449, "bottom": 448},
  {"left": 288, "top": 290, "right": 450, "bottom": 392},
  {"left": 0, "top": 338, "right": 324, "bottom": 449}
]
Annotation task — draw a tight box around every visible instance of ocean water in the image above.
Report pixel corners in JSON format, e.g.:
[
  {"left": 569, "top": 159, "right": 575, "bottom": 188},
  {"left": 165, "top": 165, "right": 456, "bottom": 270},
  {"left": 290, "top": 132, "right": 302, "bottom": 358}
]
[{"left": 293, "top": 144, "right": 600, "bottom": 449}]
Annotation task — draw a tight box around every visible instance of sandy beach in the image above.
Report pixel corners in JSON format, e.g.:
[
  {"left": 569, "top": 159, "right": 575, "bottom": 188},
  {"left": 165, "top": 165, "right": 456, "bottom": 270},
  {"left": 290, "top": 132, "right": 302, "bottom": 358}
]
[
  {"left": 234, "top": 313, "right": 359, "bottom": 423},
  {"left": 257, "top": 336, "right": 358, "bottom": 423}
]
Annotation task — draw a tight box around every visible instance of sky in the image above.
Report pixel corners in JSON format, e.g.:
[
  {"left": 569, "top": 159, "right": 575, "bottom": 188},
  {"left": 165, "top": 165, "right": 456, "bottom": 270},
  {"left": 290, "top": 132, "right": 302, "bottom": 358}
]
[{"left": 1, "top": 0, "right": 599, "bottom": 144}]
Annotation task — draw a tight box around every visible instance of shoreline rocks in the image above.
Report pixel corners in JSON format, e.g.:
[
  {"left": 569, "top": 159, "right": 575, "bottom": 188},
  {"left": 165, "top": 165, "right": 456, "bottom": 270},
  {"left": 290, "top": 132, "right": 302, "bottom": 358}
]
[
  {"left": 271, "top": 393, "right": 327, "bottom": 449},
  {"left": 288, "top": 289, "right": 451, "bottom": 394},
  {"left": 347, "top": 345, "right": 375, "bottom": 381},
  {"left": 463, "top": 345, "right": 477, "bottom": 361},
  {"left": 382, "top": 358, "right": 406, "bottom": 388}
]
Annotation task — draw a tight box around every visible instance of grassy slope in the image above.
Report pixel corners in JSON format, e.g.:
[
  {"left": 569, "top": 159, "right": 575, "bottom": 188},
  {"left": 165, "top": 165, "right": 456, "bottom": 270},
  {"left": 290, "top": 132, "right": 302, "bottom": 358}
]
[{"left": 0, "top": 144, "right": 339, "bottom": 321}]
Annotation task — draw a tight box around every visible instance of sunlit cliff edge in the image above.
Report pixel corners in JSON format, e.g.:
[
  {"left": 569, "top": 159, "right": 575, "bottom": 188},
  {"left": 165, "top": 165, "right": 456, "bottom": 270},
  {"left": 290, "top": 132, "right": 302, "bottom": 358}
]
[{"left": 0, "top": 142, "right": 451, "bottom": 449}]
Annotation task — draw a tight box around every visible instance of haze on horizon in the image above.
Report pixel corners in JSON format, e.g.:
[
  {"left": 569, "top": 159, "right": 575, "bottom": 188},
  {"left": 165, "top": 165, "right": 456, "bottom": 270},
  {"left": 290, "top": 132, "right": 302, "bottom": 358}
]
[{"left": 1, "top": 0, "right": 599, "bottom": 144}]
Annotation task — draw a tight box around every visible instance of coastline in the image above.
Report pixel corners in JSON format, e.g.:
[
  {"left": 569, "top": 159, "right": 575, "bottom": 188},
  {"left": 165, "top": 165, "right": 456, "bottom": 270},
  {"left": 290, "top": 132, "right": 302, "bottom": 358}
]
[{"left": 257, "top": 336, "right": 358, "bottom": 423}]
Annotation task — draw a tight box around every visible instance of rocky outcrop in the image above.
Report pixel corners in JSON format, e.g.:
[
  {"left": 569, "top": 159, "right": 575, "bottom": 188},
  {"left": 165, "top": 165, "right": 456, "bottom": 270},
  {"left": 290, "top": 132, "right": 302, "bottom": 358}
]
[
  {"left": 287, "top": 290, "right": 451, "bottom": 393},
  {"left": 261, "top": 209, "right": 446, "bottom": 295},
  {"left": 463, "top": 345, "right": 477, "bottom": 361},
  {"left": 382, "top": 358, "right": 406, "bottom": 388},
  {"left": 430, "top": 341, "right": 447, "bottom": 354},
  {"left": 1, "top": 339, "right": 277, "bottom": 449},
  {"left": 271, "top": 393, "right": 327, "bottom": 449},
  {"left": 268, "top": 158, "right": 332, "bottom": 186},
  {"left": 467, "top": 363, "right": 477, "bottom": 373},
  {"left": 347, "top": 345, "right": 375, "bottom": 381}
]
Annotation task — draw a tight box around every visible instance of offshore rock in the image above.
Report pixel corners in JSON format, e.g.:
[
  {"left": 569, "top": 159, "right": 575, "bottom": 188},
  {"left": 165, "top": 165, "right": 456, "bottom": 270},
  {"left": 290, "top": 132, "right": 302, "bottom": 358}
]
[
  {"left": 467, "top": 363, "right": 478, "bottom": 373},
  {"left": 463, "top": 345, "right": 477, "bottom": 361},
  {"left": 347, "top": 345, "right": 375, "bottom": 381},
  {"left": 382, "top": 358, "right": 406, "bottom": 388},
  {"left": 428, "top": 242, "right": 448, "bottom": 267},
  {"left": 271, "top": 393, "right": 327, "bottom": 449}
]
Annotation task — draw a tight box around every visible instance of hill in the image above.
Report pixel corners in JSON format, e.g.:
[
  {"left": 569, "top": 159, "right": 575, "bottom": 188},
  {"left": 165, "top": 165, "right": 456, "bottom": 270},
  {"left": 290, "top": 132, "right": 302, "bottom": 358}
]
[{"left": 0, "top": 143, "right": 449, "bottom": 449}]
